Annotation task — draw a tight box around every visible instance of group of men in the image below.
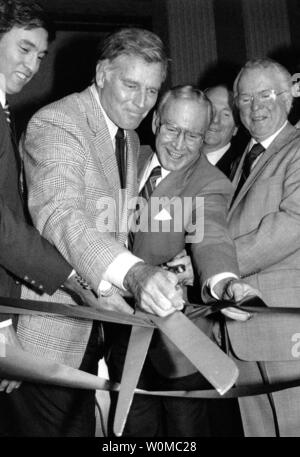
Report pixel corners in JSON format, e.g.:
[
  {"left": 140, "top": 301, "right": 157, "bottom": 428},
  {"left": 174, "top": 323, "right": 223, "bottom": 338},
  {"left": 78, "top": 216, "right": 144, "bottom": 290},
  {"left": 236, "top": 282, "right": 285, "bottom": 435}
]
[{"left": 1, "top": 0, "right": 300, "bottom": 438}]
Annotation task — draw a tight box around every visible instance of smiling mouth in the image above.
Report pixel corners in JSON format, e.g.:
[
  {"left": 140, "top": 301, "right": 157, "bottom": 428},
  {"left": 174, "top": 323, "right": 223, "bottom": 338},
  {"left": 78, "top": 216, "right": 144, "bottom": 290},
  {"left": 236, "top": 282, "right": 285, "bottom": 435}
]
[
  {"left": 168, "top": 150, "right": 183, "bottom": 160},
  {"left": 15, "top": 72, "right": 30, "bottom": 83}
]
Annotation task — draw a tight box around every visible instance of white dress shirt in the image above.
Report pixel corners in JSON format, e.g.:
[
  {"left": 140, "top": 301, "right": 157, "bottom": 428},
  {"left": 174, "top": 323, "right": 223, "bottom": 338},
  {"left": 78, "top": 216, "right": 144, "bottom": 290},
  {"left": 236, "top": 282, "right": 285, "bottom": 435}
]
[
  {"left": 91, "top": 85, "right": 143, "bottom": 295},
  {"left": 205, "top": 143, "right": 231, "bottom": 166}
]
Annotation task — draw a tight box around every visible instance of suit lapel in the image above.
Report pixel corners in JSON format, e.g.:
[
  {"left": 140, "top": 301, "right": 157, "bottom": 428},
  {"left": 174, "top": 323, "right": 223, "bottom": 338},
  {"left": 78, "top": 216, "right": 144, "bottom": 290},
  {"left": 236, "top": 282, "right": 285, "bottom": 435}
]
[
  {"left": 80, "top": 87, "right": 120, "bottom": 193},
  {"left": 77, "top": 87, "right": 139, "bottom": 241},
  {"left": 230, "top": 123, "right": 299, "bottom": 214}
]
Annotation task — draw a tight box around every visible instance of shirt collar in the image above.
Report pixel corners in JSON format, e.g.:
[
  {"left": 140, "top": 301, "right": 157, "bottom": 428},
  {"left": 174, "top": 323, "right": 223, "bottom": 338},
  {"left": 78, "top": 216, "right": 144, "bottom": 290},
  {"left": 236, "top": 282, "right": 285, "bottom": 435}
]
[
  {"left": 139, "top": 152, "right": 170, "bottom": 192},
  {"left": 250, "top": 121, "right": 288, "bottom": 150},
  {"left": 91, "top": 84, "right": 118, "bottom": 143},
  {"left": 205, "top": 143, "right": 231, "bottom": 166},
  {"left": 0, "top": 73, "right": 6, "bottom": 108}
]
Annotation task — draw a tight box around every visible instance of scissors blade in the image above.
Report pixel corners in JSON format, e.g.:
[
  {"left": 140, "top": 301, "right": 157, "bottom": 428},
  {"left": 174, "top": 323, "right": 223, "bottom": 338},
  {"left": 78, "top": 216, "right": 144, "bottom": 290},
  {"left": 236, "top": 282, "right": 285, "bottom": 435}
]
[
  {"left": 113, "top": 325, "right": 154, "bottom": 436},
  {"left": 151, "top": 311, "right": 239, "bottom": 395}
]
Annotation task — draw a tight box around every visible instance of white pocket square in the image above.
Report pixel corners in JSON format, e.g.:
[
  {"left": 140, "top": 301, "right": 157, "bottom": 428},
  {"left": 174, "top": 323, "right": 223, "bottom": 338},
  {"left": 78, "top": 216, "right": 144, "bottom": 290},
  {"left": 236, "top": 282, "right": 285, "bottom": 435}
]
[{"left": 154, "top": 208, "right": 172, "bottom": 221}]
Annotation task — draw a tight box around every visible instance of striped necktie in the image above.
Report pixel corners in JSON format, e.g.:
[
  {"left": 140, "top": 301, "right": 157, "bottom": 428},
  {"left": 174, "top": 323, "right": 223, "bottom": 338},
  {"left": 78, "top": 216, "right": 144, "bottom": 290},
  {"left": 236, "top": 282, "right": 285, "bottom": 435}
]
[
  {"left": 232, "top": 143, "right": 265, "bottom": 202},
  {"left": 128, "top": 165, "right": 161, "bottom": 250},
  {"left": 139, "top": 165, "right": 161, "bottom": 201}
]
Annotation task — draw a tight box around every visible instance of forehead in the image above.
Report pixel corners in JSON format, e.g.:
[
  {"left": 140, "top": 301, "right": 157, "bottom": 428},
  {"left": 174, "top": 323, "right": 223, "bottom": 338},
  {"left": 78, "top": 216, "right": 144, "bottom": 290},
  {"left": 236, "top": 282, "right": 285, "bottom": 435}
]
[
  {"left": 0, "top": 25, "right": 48, "bottom": 51},
  {"left": 238, "top": 67, "right": 283, "bottom": 93},
  {"left": 206, "top": 86, "right": 230, "bottom": 108},
  {"left": 162, "top": 97, "right": 209, "bottom": 127},
  {"left": 110, "top": 54, "right": 164, "bottom": 87}
]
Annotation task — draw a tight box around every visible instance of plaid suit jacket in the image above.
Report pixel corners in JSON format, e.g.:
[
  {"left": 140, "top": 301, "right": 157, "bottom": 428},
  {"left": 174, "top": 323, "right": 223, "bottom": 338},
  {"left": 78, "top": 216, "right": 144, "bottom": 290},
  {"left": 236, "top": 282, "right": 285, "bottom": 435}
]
[
  {"left": 19, "top": 86, "right": 139, "bottom": 368},
  {"left": 226, "top": 123, "right": 300, "bottom": 436}
]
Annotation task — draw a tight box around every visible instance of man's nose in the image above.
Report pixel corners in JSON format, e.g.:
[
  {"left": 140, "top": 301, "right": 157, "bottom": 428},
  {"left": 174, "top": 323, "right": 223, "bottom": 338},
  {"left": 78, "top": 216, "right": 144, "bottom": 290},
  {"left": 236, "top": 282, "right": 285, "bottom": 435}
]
[
  {"left": 24, "top": 53, "right": 40, "bottom": 75},
  {"left": 250, "top": 95, "right": 263, "bottom": 111},
  {"left": 134, "top": 91, "right": 147, "bottom": 109},
  {"left": 173, "top": 131, "right": 185, "bottom": 150}
]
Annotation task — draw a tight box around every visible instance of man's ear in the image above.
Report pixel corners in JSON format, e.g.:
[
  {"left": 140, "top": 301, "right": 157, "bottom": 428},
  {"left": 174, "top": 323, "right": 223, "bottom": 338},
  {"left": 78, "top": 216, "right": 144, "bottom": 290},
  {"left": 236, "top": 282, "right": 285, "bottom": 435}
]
[
  {"left": 232, "top": 125, "right": 238, "bottom": 137},
  {"left": 152, "top": 111, "right": 159, "bottom": 135},
  {"left": 95, "top": 59, "right": 110, "bottom": 88},
  {"left": 291, "top": 81, "right": 300, "bottom": 98}
]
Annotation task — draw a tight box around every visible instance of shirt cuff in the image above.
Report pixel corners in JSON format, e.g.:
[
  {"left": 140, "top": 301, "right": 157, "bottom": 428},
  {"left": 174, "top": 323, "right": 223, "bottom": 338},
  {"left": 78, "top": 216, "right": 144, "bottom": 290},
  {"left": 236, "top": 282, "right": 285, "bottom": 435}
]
[
  {"left": 67, "top": 269, "right": 76, "bottom": 279},
  {"left": 0, "top": 319, "right": 13, "bottom": 329},
  {"left": 207, "top": 272, "right": 239, "bottom": 299},
  {"left": 98, "top": 252, "right": 143, "bottom": 296}
]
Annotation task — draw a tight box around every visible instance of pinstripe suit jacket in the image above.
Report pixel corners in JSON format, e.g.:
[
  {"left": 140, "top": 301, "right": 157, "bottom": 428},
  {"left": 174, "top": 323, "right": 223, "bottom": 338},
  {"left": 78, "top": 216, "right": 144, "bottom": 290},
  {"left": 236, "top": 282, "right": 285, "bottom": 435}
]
[
  {"left": 226, "top": 123, "right": 300, "bottom": 436},
  {"left": 19, "top": 85, "right": 139, "bottom": 368}
]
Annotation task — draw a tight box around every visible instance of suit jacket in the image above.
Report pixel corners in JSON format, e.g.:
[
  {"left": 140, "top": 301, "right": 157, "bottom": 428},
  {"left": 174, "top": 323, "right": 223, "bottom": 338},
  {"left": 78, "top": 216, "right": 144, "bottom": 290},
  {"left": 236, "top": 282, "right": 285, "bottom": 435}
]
[
  {"left": 0, "top": 105, "right": 71, "bottom": 322},
  {"left": 215, "top": 141, "right": 243, "bottom": 179},
  {"left": 226, "top": 123, "right": 300, "bottom": 436},
  {"left": 132, "top": 146, "right": 239, "bottom": 377},
  {"left": 19, "top": 86, "right": 139, "bottom": 367}
]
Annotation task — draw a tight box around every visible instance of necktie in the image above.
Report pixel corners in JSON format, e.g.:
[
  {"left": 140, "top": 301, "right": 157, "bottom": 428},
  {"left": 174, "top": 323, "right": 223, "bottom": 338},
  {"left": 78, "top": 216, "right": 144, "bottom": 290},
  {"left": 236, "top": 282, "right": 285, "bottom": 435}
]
[
  {"left": 128, "top": 165, "right": 161, "bottom": 250},
  {"left": 3, "top": 104, "right": 11, "bottom": 125},
  {"left": 232, "top": 143, "right": 265, "bottom": 202},
  {"left": 139, "top": 165, "right": 161, "bottom": 201},
  {"left": 115, "top": 128, "right": 126, "bottom": 188}
]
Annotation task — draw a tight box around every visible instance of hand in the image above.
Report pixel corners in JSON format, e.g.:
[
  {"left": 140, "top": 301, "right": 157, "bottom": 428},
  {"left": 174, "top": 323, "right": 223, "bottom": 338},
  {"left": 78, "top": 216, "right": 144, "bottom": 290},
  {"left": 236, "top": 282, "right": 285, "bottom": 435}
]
[
  {"left": 99, "top": 293, "right": 134, "bottom": 315},
  {"left": 217, "top": 278, "right": 262, "bottom": 322},
  {"left": 124, "top": 262, "right": 185, "bottom": 317},
  {"left": 0, "top": 379, "right": 21, "bottom": 394},
  {"left": 164, "top": 249, "right": 194, "bottom": 286},
  {"left": 0, "top": 324, "right": 23, "bottom": 393}
]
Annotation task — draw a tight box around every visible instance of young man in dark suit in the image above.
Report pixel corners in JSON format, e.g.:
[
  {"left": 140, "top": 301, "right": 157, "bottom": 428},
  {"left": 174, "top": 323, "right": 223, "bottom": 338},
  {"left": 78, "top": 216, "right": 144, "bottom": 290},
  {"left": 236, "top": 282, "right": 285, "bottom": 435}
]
[{"left": 0, "top": 0, "right": 105, "bottom": 436}]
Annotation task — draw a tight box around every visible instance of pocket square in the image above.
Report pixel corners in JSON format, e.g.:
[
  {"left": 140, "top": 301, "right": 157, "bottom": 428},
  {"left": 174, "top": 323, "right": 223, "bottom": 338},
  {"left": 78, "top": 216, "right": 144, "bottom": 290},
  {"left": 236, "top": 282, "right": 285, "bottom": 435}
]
[{"left": 154, "top": 208, "right": 172, "bottom": 221}]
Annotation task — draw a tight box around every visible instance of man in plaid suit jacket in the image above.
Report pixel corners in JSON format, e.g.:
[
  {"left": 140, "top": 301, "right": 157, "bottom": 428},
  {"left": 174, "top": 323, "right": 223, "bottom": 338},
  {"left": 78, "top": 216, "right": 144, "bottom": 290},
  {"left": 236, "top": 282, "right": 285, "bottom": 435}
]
[{"left": 15, "top": 28, "right": 188, "bottom": 436}]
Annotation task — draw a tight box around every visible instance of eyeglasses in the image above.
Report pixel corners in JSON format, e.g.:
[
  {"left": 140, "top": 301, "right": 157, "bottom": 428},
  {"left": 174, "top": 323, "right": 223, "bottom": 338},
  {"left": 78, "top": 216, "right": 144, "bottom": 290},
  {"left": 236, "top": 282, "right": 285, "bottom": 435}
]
[
  {"left": 235, "top": 89, "right": 287, "bottom": 107},
  {"left": 159, "top": 122, "right": 204, "bottom": 145}
]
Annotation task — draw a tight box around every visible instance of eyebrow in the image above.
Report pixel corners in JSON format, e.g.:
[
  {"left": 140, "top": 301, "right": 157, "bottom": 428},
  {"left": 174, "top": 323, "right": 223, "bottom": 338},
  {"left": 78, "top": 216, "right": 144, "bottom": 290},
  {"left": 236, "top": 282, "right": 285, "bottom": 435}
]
[{"left": 19, "top": 38, "right": 48, "bottom": 55}]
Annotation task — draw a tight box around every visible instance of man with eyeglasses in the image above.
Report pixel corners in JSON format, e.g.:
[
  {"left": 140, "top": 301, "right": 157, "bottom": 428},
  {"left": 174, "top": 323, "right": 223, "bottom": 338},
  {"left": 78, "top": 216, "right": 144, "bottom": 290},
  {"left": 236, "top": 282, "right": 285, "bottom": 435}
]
[
  {"left": 107, "top": 85, "right": 260, "bottom": 437},
  {"left": 224, "top": 58, "right": 300, "bottom": 436}
]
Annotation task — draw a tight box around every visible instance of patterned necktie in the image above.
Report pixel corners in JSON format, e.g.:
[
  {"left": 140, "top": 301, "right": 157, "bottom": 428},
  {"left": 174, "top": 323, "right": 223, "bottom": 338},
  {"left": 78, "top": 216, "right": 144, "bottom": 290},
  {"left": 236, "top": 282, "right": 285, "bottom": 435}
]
[
  {"left": 3, "top": 104, "right": 11, "bottom": 125},
  {"left": 128, "top": 165, "right": 161, "bottom": 250},
  {"left": 232, "top": 143, "right": 265, "bottom": 202},
  {"left": 115, "top": 128, "right": 126, "bottom": 188},
  {"left": 139, "top": 165, "right": 161, "bottom": 201}
]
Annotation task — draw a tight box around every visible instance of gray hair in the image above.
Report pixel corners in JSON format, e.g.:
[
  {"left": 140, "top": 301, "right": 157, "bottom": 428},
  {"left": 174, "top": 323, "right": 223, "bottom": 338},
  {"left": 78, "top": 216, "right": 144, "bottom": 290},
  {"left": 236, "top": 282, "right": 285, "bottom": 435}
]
[
  {"left": 156, "top": 85, "right": 213, "bottom": 122},
  {"left": 96, "top": 28, "right": 169, "bottom": 82},
  {"left": 233, "top": 58, "right": 292, "bottom": 97}
]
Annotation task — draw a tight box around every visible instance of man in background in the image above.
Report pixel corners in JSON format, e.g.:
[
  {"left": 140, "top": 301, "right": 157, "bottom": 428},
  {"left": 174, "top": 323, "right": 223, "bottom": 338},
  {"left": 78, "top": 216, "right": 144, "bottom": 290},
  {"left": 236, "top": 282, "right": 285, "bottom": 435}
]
[{"left": 203, "top": 84, "right": 247, "bottom": 178}]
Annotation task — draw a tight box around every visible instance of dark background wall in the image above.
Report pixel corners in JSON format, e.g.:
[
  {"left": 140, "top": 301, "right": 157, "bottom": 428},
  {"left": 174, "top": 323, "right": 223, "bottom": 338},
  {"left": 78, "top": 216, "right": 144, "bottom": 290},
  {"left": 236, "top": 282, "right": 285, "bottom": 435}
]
[{"left": 9, "top": 0, "right": 300, "bottom": 142}]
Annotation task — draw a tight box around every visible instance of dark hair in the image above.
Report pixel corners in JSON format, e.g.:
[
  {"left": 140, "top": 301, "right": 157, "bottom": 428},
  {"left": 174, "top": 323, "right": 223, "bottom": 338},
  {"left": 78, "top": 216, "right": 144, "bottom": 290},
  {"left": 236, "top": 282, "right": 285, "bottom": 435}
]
[
  {"left": 0, "top": 0, "right": 55, "bottom": 42},
  {"left": 96, "top": 27, "right": 168, "bottom": 81},
  {"left": 156, "top": 84, "right": 213, "bottom": 123},
  {"left": 204, "top": 84, "right": 240, "bottom": 126}
]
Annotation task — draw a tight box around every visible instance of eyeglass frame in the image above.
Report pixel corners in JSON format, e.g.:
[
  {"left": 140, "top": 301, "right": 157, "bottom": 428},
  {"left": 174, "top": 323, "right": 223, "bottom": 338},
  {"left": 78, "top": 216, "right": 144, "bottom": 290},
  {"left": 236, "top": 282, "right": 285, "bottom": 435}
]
[
  {"left": 235, "top": 88, "right": 288, "bottom": 107},
  {"left": 157, "top": 121, "right": 205, "bottom": 145}
]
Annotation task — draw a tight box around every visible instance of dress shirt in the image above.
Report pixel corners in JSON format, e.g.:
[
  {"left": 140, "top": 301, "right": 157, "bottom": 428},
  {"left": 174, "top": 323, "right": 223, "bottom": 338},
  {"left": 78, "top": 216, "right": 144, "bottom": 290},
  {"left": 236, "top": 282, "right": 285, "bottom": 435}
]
[
  {"left": 91, "top": 85, "right": 143, "bottom": 295},
  {"left": 205, "top": 143, "right": 231, "bottom": 166},
  {"left": 0, "top": 74, "right": 6, "bottom": 108}
]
